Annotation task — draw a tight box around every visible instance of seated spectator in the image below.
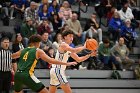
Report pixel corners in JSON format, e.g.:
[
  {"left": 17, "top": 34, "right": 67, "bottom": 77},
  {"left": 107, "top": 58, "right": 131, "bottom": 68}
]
[
  {"left": 20, "top": 17, "right": 37, "bottom": 47},
  {"left": 12, "top": 33, "right": 25, "bottom": 53},
  {"left": 118, "top": 1, "right": 134, "bottom": 21},
  {"left": 40, "top": 32, "right": 52, "bottom": 52},
  {"left": 98, "top": 37, "right": 115, "bottom": 70},
  {"left": 108, "top": 11, "right": 123, "bottom": 43},
  {"left": 37, "top": 19, "right": 54, "bottom": 41},
  {"left": 107, "top": 7, "right": 117, "bottom": 22},
  {"left": 38, "top": 0, "right": 50, "bottom": 13},
  {"left": 24, "top": 1, "right": 39, "bottom": 26},
  {"left": 0, "top": 1, "right": 11, "bottom": 18},
  {"left": 111, "top": 37, "right": 135, "bottom": 70},
  {"left": 120, "top": 19, "right": 138, "bottom": 49},
  {"left": 10, "top": 0, "right": 26, "bottom": 19},
  {"left": 37, "top": 19, "right": 51, "bottom": 35},
  {"left": 38, "top": 4, "right": 51, "bottom": 21},
  {"left": 66, "top": 12, "right": 83, "bottom": 45},
  {"left": 48, "top": 0, "right": 60, "bottom": 16},
  {"left": 12, "top": 33, "right": 25, "bottom": 71},
  {"left": 118, "top": 0, "right": 139, "bottom": 29},
  {"left": 58, "top": 1, "right": 72, "bottom": 25},
  {"left": 52, "top": 33, "right": 62, "bottom": 53},
  {"left": 46, "top": 47, "right": 55, "bottom": 69},
  {"left": 83, "top": 13, "right": 102, "bottom": 44},
  {"left": 36, "top": 32, "right": 53, "bottom": 69},
  {"left": 51, "top": 13, "right": 62, "bottom": 34}
]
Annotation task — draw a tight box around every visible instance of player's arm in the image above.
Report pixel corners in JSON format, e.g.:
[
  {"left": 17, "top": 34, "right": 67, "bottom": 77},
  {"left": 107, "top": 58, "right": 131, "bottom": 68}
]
[
  {"left": 61, "top": 43, "right": 86, "bottom": 53},
  {"left": 37, "top": 49, "right": 77, "bottom": 66},
  {"left": 70, "top": 53, "right": 91, "bottom": 63},
  {"left": 11, "top": 50, "right": 22, "bottom": 59}
]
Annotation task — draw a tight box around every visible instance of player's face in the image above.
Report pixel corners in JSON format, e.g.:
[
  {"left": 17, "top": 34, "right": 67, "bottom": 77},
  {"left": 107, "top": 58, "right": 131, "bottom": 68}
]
[{"left": 65, "top": 34, "right": 73, "bottom": 44}]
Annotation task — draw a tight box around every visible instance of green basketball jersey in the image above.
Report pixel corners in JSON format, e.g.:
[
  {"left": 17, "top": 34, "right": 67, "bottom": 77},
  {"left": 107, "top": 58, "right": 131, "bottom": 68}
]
[{"left": 18, "top": 47, "right": 38, "bottom": 76}]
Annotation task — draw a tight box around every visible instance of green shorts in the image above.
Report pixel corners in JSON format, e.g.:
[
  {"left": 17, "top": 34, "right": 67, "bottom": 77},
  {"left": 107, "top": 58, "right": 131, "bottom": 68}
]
[{"left": 14, "top": 71, "right": 45, "bottom": 92}]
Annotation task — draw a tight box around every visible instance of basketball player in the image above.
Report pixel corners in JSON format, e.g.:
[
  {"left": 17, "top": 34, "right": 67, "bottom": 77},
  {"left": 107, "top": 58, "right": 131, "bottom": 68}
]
[
  {"left": 49, "top": 30, "right": 96, "bottom": 93},
  {"left": 11, "top": 35, "right": 77, "bottom": 93}
]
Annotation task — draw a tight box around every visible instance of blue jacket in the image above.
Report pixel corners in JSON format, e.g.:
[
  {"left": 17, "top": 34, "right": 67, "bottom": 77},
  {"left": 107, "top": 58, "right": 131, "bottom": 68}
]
[
  {"left": 121, "top": 25, "right": 138, "bottom": 38},
  {"left": 48, "top": 5, "right": 60, "bottom": 15},
  {"left": 108, "top": 17, "right": 123, "bottom": 31},
  {"left": 38, "top": 12, "right": 51, "bottom": 20}
]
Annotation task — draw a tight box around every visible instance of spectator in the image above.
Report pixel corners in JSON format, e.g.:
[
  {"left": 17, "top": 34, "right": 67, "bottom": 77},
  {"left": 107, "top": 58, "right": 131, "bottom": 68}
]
[
  {"left": 52, "top": 33, "right": 62, "bottom": 52},
  {"left": 134, "top": 59, "right": 140, "bottom": 79},
  {"left": 48, "top": 0, "right": 60, "bottom": 16},
  {"left": 20, "top": 17, "right": 37, "bottom": 47},
  {"left": 98, "top": 37, "right": 115, "bottom": 70},
  {"left": 83, "top": 13, "right": 102, "bottom": 44},
  {"left": 38, "top": 0, "right": 50, "bottom": 13},
  {"left": 111, "top": 37, "right": 135, "bottom": 70},
  {"left": 58, "top": 1, "right": 72, "bottom": 25},
  {"left": 0, "top": 37, "right": 14, "bottom": 93},
  {"left": 120, "top": 19, "right": 138, "bottom": 49},
  {"left": 24, "top": 1, "right": 39, "bottom": 26},
  {"left": 37, "top": 19, "right": 51, "bottom": 35},
  {"left": 12, "top": 33, "right": 25, "bottom": 72},
  {"left": 10, "top": 0, "right": 26, "bottom": 19},
  {"left": 0, "top": 0, "right": 11, "bottom": 17},
  {"left": 107, "top": 7, "right": 117, "bottom": 22},
  {"left": 40, "top": 32, "right": 52, "bottom": 52},
  {"left": 51, "top": 13, "right": 62, "bottom": 33},
  {"left": 66, "top": 12, "right": 83, "bottom": 45},
  {"left": 36, "top": 32, "right": 52, "bottom": 69},
  {"left": 118, "top": 1, "right": 134, "bottom": 21},
  {"left": 46, "top": 47, "right": 55, "bottom": 68},
  {"left": 108, "top": 11, "right": 123, "bottom": 43},
  {"left": 38, "top": 4, "right": 51, "bottom": 21}
]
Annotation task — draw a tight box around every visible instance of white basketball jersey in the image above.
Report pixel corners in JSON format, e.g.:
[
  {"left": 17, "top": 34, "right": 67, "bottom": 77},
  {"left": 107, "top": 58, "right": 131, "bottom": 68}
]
[{"left": 51, "top": 44, "right": 71, "bottom": 70}]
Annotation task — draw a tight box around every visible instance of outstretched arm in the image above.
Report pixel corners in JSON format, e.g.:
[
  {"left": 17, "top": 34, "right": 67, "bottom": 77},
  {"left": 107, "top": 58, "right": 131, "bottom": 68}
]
[
  {"left": 70, "top": 53, "right": 91, "bottom": 63},
  {"left": 61, "top": 43, "right": 86, "bottom": 53},
  {"left": 37, "top": 49, "right": 77, "bottom": 66}
]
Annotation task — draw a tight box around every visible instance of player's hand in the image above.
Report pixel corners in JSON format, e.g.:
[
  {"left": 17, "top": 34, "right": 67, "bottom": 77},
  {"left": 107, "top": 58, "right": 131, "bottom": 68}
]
[
  {"left": 66, "top": 62, "right": 77, "bottom": 66},
  {"left": 90, "top": 50, "right": 97, "bottom": 57}
]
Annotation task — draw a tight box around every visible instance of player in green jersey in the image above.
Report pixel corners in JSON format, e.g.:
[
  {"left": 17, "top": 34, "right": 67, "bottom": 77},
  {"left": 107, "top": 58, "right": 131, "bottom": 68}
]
[{"left": 11, "top": 35, "right": 77, "bottom": 93}]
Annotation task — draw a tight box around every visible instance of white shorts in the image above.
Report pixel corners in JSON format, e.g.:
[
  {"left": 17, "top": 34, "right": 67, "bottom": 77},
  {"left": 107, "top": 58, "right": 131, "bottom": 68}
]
[{"left": 50, "top": 68, "right": 68, "bottom": 86}]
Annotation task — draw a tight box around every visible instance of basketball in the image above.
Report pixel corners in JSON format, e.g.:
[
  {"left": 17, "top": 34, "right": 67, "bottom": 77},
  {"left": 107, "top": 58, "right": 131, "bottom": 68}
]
[{"left": 86, "top": 39, "right": 98, "bottom": 51}]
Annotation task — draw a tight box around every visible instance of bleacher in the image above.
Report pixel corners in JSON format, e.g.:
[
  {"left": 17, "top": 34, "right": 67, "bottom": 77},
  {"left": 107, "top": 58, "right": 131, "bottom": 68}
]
[{"left": 23, "top": 69, "right": 140, "bottom": 93}]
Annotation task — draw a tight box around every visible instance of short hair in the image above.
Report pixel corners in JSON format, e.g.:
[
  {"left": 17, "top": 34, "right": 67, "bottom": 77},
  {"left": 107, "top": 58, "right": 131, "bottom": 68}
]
[
  {"left": 28, "top": 35, "right": 42, "bottom": 44},
  {"left": 62, "top": 30, "right": 74, "bottom": 38},
  {"left": 1, "top": 37, "right": 9, "bottom": 42},
  {"left": 103, "top": 37, "right": 110, "bottom": 44}
]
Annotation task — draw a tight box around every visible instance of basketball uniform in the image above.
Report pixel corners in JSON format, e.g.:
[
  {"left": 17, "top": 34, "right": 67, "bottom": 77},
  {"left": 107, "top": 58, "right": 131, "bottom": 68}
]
[
  {"left": 14, "top": 47, "right": 45, "bottom": 92},
  {"left": 50, "top": 42, "right": 71, "bottom": 86}
]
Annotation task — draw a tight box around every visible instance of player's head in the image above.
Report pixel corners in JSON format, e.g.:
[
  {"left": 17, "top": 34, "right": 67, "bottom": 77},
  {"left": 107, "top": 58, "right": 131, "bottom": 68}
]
[
  {"left": 62, "top": 30, "right": 74, "bottom": 44},
  {"left": 28, "top": 35, "right": 42, "bottom": 48}
]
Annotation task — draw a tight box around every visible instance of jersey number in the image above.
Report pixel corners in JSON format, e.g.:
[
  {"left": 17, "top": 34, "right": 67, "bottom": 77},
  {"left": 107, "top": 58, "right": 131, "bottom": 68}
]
[{"left": 23, "top": 52, "right": 29, "bottom": 61}]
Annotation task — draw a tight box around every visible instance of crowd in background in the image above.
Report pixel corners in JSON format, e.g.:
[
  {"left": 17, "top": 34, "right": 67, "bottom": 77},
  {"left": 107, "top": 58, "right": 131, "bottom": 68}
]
[
  {"left": 0, "top": 0, "right": 140, "bottom": 92},
  {"left": 0, "top": 0, "right": 139, "bottom": 69},
  {"left": 0, "top": 0, "right": 139, "bottom": 70}
]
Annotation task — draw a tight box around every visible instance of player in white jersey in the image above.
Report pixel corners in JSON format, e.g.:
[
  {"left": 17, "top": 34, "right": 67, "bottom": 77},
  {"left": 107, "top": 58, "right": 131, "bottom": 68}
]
[{"left": 49, "top": 30, "right": 95, "bottom": 93}]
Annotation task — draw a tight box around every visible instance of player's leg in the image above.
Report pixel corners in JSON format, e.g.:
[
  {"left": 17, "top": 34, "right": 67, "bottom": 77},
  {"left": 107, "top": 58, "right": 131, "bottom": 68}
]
[
  {"left": 60, "top": 83, "right": 72, "bottom": 93},
  {"left": 49, "top": 85, "right": 57, "bottom": 93}
]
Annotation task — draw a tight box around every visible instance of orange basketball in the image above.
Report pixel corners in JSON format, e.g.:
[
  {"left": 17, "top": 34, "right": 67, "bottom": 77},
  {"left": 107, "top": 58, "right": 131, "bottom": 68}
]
[{"left": 86, "top": 39, "right": 98, "bottom": 51}]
